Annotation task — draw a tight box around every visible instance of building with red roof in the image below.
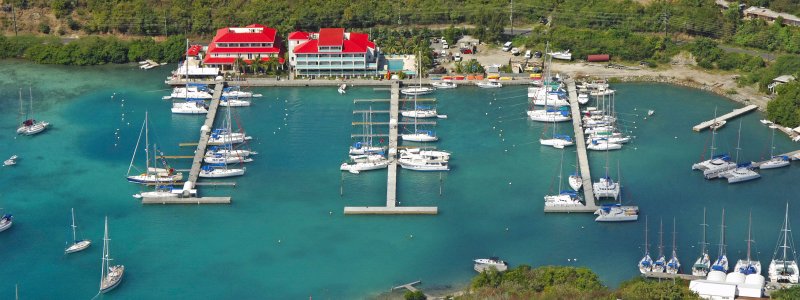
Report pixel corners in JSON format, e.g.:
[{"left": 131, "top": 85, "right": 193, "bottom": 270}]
[
  {"left": 287, "top": 28, "right": 378, "bottom": 77},
  {"left": 203, "top": 24, "right": 284, "bottom": 70}
]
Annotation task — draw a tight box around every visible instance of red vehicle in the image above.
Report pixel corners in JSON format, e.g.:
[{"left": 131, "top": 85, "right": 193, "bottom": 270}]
[{"left": 460, "top": 48, "right": 473, "bottom": 54}]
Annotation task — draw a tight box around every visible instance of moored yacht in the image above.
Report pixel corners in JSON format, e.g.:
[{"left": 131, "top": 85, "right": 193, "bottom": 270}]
[
  {"left": 527, "top": 108, "right": 571, "bottom": 122},
  {"left": 340, "top": 157, "right": 390, "bottom": 174},
  {"left": 171, "top": 101, "right": 209, "bottom": 114},
  {"left": 666, "top": 219, "right": 681, "bottom": 274},
  {"left": 401, "top": 130, "right": 438, "bottom": 142},
  {"left": 652, "top": 219, "right": 667, "bottom": 273},
  {"left": 399, "top": 148, "right": 450, "bottom": 161},
  {"left": 169, "top": 85, "right": 212, "bottom": 99},
  {"left": 198, "top": 164, "right": 245, "bottom": 178},
  {"left": 0, "top": 213, "right": 12, "bottom": 232},
  {"left": 400, "top": 86, "right": 435, "bottom": 95},
  {"left": 401, "top": 105, "right": 438, "bottom": 118},
  {"left": 639, "top": 216, "right": 654, "bottom": 274},
  {"left": 476, "top": 80, "right": 503, "bottom": 88},
  {"left": 769, "top": 203, "right": 799, "bottom": 284},
  {"left": 432, "top": 81, "right": 457, "bottom": 89},
  {"left": 474, "top": 257, "right": 508, "bottom": 272},
  {"left": 203, "top": 153, "right": 253, "bottom": 164},
  {"left": 712, "top": 209, "right": 730, "bottom": 273},
  {"left": 398, "top": 157, "right": 449, "bottom": 171},
  {"left": 734, "top": 212, "right": 761, "bottom": 275},
  {"left": 761, "top": 128, "right": 790, "bottom": 169},
  {"left": 593, "top": 175, "right": 620, "bottom": 199},
  {"left": 693, "top": 208, "right": 712, "bottom": 277}
]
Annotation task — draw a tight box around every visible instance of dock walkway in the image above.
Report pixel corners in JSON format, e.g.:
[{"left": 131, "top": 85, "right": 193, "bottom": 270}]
[
  {"left": 643, "top": 272, "right": 703, "bottom": 281},
  {"left": 142, "top": 83, "right": 230, "bottom": 205},
  {"left": 344, "top": 82, "right": 438, "bottom": 215},
  {"left": 692, "top": 105, "right": 758, "bottom": 132},
  {"left": 544, "top": 79, "right": 598, "bottom": 213}
]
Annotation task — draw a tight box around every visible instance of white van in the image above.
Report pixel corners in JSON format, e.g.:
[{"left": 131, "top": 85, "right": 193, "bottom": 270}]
[
  {"left": 502, "top": 42, "right": 513, "bottom": 52},
  {"left": 442, "top": 41, "right": 449, "bottom": 49},
  {"left": 524, "top": 50, "right": 532, "bottom": 59}
]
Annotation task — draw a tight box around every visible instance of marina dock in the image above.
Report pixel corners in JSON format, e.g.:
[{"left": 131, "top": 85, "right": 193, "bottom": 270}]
[
  {"left": 544, "top": 79, "right": 598, "bottom": 213},
  {"left": 643, "top": 272, "right": 703, "bottom": 281},
  {"left": 142, "top": 83, "right": 232, "bottom": 205},
  {"left": 692, "top": 104, "right": 759, "bottom": 132},
  {"left": 344, "top": 82, "right": 438, "bottom": 215}
]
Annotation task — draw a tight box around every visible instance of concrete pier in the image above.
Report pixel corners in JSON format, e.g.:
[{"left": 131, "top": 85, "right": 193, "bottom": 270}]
[
  {"left": 544, "top": 79, "right": 598, "bottom": 213},
  {"left": 692, "top": 104, "right": 758, "bottom": 132},
  {"left": 142, "top": 196, "right": 231, "bottom": 204},
  {"left": 643, "top": 272, "right": 703, "bottom": 281},
  {"left": 344, "top": 82, "right": 439, "bottom": 215}
]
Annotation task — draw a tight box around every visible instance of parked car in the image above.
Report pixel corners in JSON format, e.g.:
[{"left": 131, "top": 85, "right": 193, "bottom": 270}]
[
  {"left": 460, "top": 48, "right": 473, "bottom": 54},
  {"left": 502, "top": 41, "right": 513, "bottom": 52},
  {"left": 534, "top": 51, "right": 542, "bottom": 58},
  {"left": 511, "top": 48, "right": 520, "bottom": 56},
  {"left": 524, "top": 50, "right": 532, "bottom": 59},
  {"left": 442, "top": 41, "right": 449, "bottom": 49},
  {"left": 453, "top": 53, "right": 463, "bottom": 62}
]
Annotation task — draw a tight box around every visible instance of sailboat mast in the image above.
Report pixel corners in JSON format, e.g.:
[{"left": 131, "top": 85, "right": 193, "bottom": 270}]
[
  {"left": 720, "top": 208, "right": 727, "bottom": 256},
  {"left": 770, "top": 127, "right": 777, "bottom": 158},
  {"left": 783, "top": 203, "right": 790, "bottom": 263},
  {"left": 99, "top": 217, "right": 109, "bottom": 290},
  {"left": 28, "top": 86, "right": 33, "bottom": 120},
  {"left": 735, "top": 121, "right": 743, "bottom": 163},
  {"left": 71, "top": 208, "right": 77, "bottom": 243},
  {"left": 746, "top": 210, "right": 753, "bottom": 263},
  {"left": 18, "top": 88, "right": 22, "bottom": 124},
  {"left": 701, "top": 207, "right": 708, "bottom": 255},
  {"left": 710, "top": 108, "right": 718, "bottom": 158},
  {"left": 645, "top": 216, "right": 650, "bottom": 255},
  {"left": 672, "top": 218, "right": 678, "bottom": 257},
  {"left": 557, "top": 150, "right": 564, "bottom": 191},
  {"left": 145, "top": 111, "right": 150, "bottom": 172},
  {"left": 659, "top": 218, "right": 664, "bottom": 258}
]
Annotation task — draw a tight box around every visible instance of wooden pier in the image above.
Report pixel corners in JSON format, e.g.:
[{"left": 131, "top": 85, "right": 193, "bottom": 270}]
[
  {"left": 544, "top": 79, "right": 598, "bottom": 213},
  {"left": 692, "top": 104, "right": 758, "bottom": 132},
  {"left": 344, "top": 82, "right": 439, "bottom": 215}
]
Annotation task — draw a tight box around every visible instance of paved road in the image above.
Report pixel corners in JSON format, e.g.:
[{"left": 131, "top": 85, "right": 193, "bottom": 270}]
[{"left": 719, "top": 44, "right": 777, "bottom": 61}]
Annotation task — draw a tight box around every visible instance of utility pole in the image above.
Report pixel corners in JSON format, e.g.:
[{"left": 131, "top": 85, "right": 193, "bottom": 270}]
[
  {"left": 510, "top": 0, "right": 514, "bottom": 36},
  {"left": 11, "top": 4, "right": 18, "bottom": 36},
  {"left": 164, "top": 15, "right": 168, "bottom": 36}
]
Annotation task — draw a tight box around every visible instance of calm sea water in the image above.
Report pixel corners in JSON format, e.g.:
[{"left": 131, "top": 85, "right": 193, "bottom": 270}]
[{"left": 0, "top": 59, "right": 798, "bottom": 299}]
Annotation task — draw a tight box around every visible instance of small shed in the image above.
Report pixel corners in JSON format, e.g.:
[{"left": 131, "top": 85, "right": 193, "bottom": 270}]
[
  {"left": 689, "top": 279, "right": 736, "bottom": 300},
  {"left": 768, "top": 75, "right": 796, "bottom": 93}
]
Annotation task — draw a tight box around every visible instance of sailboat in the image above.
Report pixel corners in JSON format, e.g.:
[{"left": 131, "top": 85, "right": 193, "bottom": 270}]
[
  {"left": 0, "top": 210, "right": 12, "bottom": 233},
  {"left": 666, "top": 218, "right": 681, "bottom": 274},
  {"left": 400, "top": 53, "right": 435, "bottom": 96},
  {"left": 760, "top": 127, "right": 790, "bottom": 169},
  {"left": 734, "top": 211, "right": 761, "bottom": 275},
  {"left": 568, "top": 158, "right": 582, "bottom": 191},
  {"left": 126, "top": 112, "right": 183, "bottom": 184},
  {"left": 539, "top": 119, "right": 574, "bottom": 149},
  {"left": 692, "top": 208, "right": 712, "bottom": 277},
  {"left": 592, "top": 157, "right": 620, "bottom": 200},
  {"left": 594, "top": 171, "right": 638, "bottom": 222},
  {"left": 544, "top": 151, "right": 582, "bottom": 207},
  {"left": 768, "top": 203, "right": 799, "bottom": 283},
  {"left": 639, "top": 216, "right": 654, "bottom": 274},
  {"left": 712, "top": 208, "right": 729, "bottom": 273},
  {"left": 692, "top": 108, "right": 736, "bottom": 178},
  {"left": 99, "top": 217, "right": 124, "bottom": 294},
  {"left": 349, "top": 107, "right": 387, "bottom": 155},
  {"left": 200, "top": 105, "right": 247, "bottom": 178},
  {"left": 400, "top": 96, "right": 438, "bottom": 142},
  {"left": 721, "top": 121, "right": 761, "bottom": 183},
  {"left": 4, "top": 155, "right": 18, "bottom": 166},
  {"left": 652, "top": 219, "right": 667, "bottom": 273},
  {"left": 16, "top": 87, "right": 50, "bottom": 136},
  {"left": 64, "top": 208, "right": 91, "bottom": 254}
]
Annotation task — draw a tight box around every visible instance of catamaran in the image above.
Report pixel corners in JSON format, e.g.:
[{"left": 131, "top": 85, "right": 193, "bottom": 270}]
[
  {"left": 712, "top": 209, "right": 730, "bottom": 273},
  {"left": 16, "top": 88, "right": 50, "bottom": 136},
  {"left": 98, "top": 217, "right": 124, "bottom": 294},
  {"left": 168, "top": 84, "right": 212, "bottom": 99},
  {"left": 692, "top": 108, "right": 736, "bottom": 178},
  {"left": 65, "top": 208, "right": 91, "bottom": 254},
  {"left": 639, "top": 216, "right": 654, "bottom": 274},
  {"left": 760, "top": 127, "right": 790, "bottom": 169},
  {"left": 652, "top": 219, "right": 667, "bottom": 273},
  {"left": 692, "top": 208, "right": 712, "bottom": 277},
  {"left": 171, "top": 100, "right": 209, "bottom": 114},
  {"left": 126, "top": 112, "right": 183, "bottom": 184},
  {"left": 734, "top": 212, "right": 761, "bottom": 275},
  {"left": 666, "top": 219, "right": 681, "bottom": 274},
  {"left": 769, "top": 203, "right": 799, "bottom": 283},
  {"left": 544, "top": 151, "right": 582, "bottom": 207},
  {"left": 721, "top": 121, "right": 760, "bottom": 183}
]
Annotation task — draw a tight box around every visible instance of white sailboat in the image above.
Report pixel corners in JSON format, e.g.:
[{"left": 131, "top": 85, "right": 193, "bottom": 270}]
[
  {"left": 666, "top": 219, "right": 681, "bottom": 274},
  {"left": 639, "top": 216, "right": 654, "bottom": 274},
  {"left": 721, "top": 121, "right": 760, "bottom": 183},
  {"left": 734, "top": 211, "right": 762, "bottom": 275},
  {"left": 65, "top": 208, "right": 91, "bottom": 254},
  {"left": 199, "top": 164, "right": 246, "bottom": 178},
  {"left": 769, "top": 203, "right": 799, "bottom": 284},
  {"left": 401, "top": 93, "right": 438, "bottom": 142},
  {"left": 4, "top": 155, "right": 18, "bottom": 166},
  {"left": 399, "top": 148, "right": 450, "bottom": 161},
  {"left": 222, "top": 86, "right": 262, "bottom": 98},
  {"left": 126, "top": 112, "right": 183, "bottom": 184},
  {"left": 200, "top": 106, "right": 247, "bottom": 178},
  {"left": 397, "top": 156, "right": 449, "bottom": 171},
  {"left": 169, "top": 85, "right": 212, "bottom": 99},
  {"left": 350, "top": 108, "right": 387, "bottom": 155},
  {"left": 540, "top": 120, "right": 574, "bottom": 149},
  {"left": 0, "top": 211, "right": 12, "bottom": 233},
  {"left": 587, "top": 139, "right": 622, "bottom": 151},
  {"left": 592, "top": 161, "right": 620, "bottom": 199},
  {"left": 652, "top": 219, "right": 667, "bottom": 273},
  {"left": 544, "top": 151, "right": 582, "bottom": 207},
  {"left": 205, "top": 145, "right": 257, "bottom": 158},
  {"left": 16, "top": 88, "right": 50, "bottom": 136},
  {"left": 568, "top": 160, "right": 582, "bottom": 191},
  {"left": 547, "top": 49, "right": 571, "bottom": 60},
  {"left": 171, "top": 100, "right": 209, "bottom": 114},
  {"left": 760, "top": 127, "right": 790, "bottom": 169},
  {"left": 692, "top": 208, "right": 712, "bottom": 277},
  {"left": 712, "top": 208, "right": 730, "bottom": 273},
  {"left": 99, "top": 217, "right": 124, "bottom": 294}
]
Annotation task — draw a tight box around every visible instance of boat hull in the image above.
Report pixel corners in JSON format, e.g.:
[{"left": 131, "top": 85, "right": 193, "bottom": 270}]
[
  {"left": 65, "top": 240, "right": 92, "bottom": 254},
  {"left": 100, "top": 265, "right": 125, "bottom": 294},
  {"left": 17, "top": 122, "right": 49, "bottom": 135},
  {"left": 199, "top": 168, "right": 246, "bottom": 178}
]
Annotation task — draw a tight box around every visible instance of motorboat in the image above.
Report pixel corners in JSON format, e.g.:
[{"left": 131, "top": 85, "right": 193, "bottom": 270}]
[
  {"left": 400, "top": 86, "right": 435, "bottom": 96},
  {"left": 592, "top": 175, "right": 620, "bottom": 199},
  {"left": 171, "top": 101, "right": 209, "bottom": 114},
  {"left": 594, "top": 204, "right": 638, "bottom": 222},
  {"left": 577, "top": 93, "right": 590, "bottom": 104},
  {"left": 473, "top": 257, "right": 508, "bottom": 273},
  {"left": 476, "top": 81, "right": 502, "bottom": 88},
  {"left": 401, "top": 130, "right": 438, "bottom": 142},
  {"left": 710, "top": 120, "right": 727, "bottom": 130},
  {"left": 338, "top": 84, "right": 347, "bottom": 94},
  {"left": 399, "top": 148, "right": 450, "bottom": 161},
  {"left": 222, "top": 87, "right": 261, "bottom": 98},
  {"left": 169, "top": 86, "right": 212, "bottom": 99},
  {"left": 3, "top": 155, "right": 17, "bottom": 166},
  {"left": 0, "top": 213, "right": 12, "bottom": 232},
  {"left": 398, "top": 157, "right": 449, "bottom": 171},
  {"left": 220, "top": 97, "right": 251, "bottom": 107},
  {"left": 589, "top": 88, "right": 615, "bottom": 96},
  {"left": 198, "top": 164, "right": 245, "bottom": 178},
  {"left": 548, "top": 49, "right": 572, "bottom": 60},
  {"left": 432, "top": 81, "right": 457, "bottom": 89}
]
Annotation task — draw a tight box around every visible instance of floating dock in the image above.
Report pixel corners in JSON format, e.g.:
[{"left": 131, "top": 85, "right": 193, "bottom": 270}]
[
  {"left": 544, "top": 79, "right": 598, "bottom": 213},
  {"left": 692, "top": 105, "right": 758, "bottom": 132},
  {"left": 143, "top": 83, "right": 232, "bottom": 205},
  {"left": 344, "top": 82, "right": 439, "bottom": 215},
  {"left": 643, "top": 272, "right": 703, "bottom": 281}
]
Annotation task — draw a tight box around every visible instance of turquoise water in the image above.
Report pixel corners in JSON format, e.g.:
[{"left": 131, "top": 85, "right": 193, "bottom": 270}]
[{"left": 1, "top": 59, "right": 799, "bottom": 298}]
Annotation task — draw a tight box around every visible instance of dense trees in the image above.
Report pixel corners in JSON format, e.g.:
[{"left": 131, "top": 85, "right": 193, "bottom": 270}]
[
  {"left": 767, "top": 81, "right": 800, "bottom": 127},
  {"left": 0, "top": 35, "right": 187, "bottom": 65},
  {"left": 460, "top": 265, "right": 699, "bottom": 299}
]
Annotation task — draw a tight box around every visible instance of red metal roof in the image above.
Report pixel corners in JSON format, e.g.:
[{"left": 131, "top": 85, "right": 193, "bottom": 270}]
[
  {"left": 318, "top": 28, "right": 344, "bottom": 47},
  {"left": 288, "top": 31, "right": 310, "bottom": 40},
  {"left": 203, "top": 56, "right": 285, "bottom": 65},
  {"left": 292, "top": 30, "right": 375, "bottom": 54},
  {"left": 208, "top": 47, "right": 280, "bottom": 54},
  {"left": 212, "top": 23, "right": 277, "bottom": 43},
  {"left": 186, "top": 44, "right": 202, "bottom": 56}
]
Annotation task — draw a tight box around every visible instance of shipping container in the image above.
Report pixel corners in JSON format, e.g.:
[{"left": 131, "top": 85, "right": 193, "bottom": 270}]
[{"left": 587, "top": 54, "right": 610, "bottom": 62}]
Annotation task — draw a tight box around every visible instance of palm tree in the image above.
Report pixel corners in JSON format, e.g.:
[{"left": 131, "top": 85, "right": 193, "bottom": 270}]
[
  {"left": 251, "top": 55, "right": 264, "bottom": 75},
  {"left": 233, "top": 56, "right": 247, "bottom": 74}
]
